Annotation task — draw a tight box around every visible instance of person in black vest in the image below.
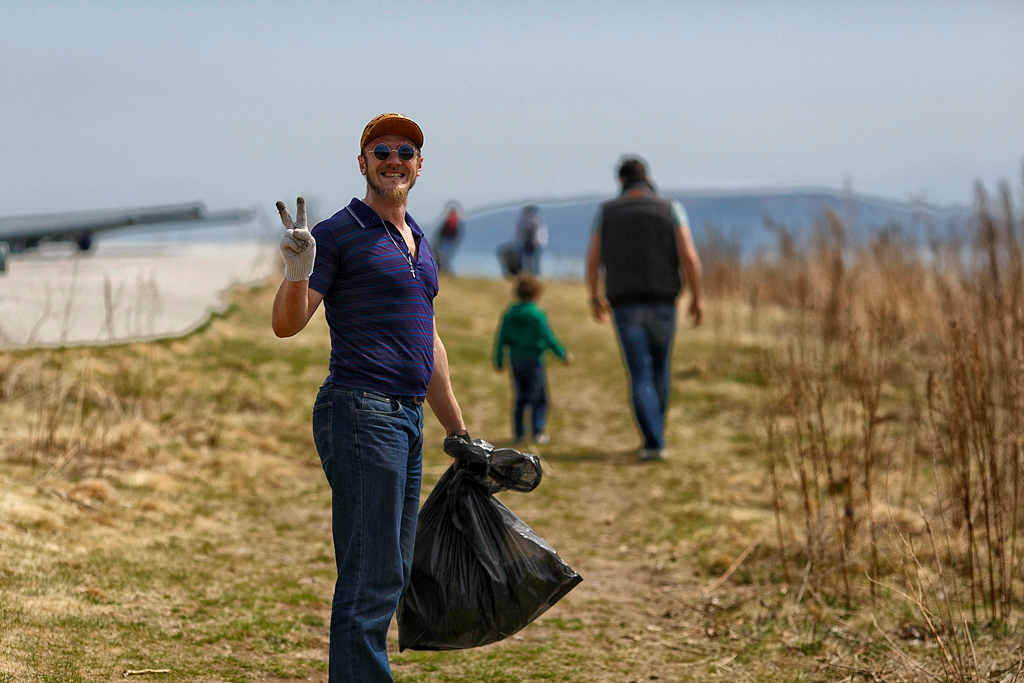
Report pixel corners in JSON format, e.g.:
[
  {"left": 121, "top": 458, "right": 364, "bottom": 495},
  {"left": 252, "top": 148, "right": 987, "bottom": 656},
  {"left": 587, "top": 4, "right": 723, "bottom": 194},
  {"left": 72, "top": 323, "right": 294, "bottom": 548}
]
[{"left": 585, "top": 156, "right": 703, "bottom": 462}]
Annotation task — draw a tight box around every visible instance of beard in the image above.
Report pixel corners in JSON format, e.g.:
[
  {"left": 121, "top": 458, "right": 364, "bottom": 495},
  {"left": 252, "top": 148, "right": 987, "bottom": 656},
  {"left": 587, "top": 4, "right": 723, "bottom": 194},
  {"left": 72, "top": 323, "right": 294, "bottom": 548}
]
[{"left": 365, "top": 162, "right": 417, "bottom": 207}]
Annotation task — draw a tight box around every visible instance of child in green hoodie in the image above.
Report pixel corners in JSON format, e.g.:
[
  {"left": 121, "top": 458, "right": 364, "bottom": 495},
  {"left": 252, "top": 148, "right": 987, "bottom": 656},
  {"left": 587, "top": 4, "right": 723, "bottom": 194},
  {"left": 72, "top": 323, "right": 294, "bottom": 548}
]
[{"left": 493, "top": 274, "right": 572, "bottom": 444}]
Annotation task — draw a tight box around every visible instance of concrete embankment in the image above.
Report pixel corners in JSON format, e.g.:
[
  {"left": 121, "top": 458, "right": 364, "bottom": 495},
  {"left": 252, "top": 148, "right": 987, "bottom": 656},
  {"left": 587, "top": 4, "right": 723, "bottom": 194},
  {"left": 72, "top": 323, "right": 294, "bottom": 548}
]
[{"left": 0, "top": 242, "right": 276, "bottom": 349}]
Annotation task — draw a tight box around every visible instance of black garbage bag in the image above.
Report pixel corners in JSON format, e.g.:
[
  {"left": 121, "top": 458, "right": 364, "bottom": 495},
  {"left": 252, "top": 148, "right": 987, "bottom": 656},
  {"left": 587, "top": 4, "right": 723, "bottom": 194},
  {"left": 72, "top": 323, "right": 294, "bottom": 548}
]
[
  {"left": 440, "top": 436, "right": 542, "bottom": 494},
  {"left": 396, "top": 439, "right": 582, "bottom": 651}
]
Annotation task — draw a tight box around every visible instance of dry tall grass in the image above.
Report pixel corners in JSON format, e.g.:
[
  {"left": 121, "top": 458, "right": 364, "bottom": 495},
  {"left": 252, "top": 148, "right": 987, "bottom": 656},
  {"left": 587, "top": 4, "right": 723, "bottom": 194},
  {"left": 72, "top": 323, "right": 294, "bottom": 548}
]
[{"left": 699, "top": 177, "right": 1024, "bottom": 678}]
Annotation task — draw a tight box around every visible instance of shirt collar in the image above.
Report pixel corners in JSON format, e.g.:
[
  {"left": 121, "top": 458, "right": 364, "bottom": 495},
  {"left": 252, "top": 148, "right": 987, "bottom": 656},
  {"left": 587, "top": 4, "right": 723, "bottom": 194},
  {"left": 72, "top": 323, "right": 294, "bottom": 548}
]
[
  {"left": 621, "top": 180, "right": 656, "bottom": 197},
  {"left": 345, "top": 198, "right": 423, "bottom": 237}
]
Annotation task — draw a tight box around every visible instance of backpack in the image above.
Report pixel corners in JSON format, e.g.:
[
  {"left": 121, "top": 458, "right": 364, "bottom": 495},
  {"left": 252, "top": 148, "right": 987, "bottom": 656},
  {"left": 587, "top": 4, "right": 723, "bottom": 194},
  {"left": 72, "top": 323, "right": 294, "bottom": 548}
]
[{"left": 441, "top": 213, "right": 460, "bottom": 239}]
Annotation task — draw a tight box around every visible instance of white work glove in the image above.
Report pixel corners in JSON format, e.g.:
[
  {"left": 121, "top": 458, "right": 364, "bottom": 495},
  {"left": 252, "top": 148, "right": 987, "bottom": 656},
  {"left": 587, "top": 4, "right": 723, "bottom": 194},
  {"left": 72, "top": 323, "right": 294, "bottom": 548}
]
[{"left": 276, "top": 196, "right": 316, "bottom": 281}]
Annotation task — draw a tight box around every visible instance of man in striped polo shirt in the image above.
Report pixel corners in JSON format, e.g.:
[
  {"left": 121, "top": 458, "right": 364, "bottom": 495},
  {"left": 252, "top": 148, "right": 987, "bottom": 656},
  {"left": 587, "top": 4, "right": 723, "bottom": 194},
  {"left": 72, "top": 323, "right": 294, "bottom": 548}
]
[{"left": 271, "top": 113, "right": 470, "bottom": 682}]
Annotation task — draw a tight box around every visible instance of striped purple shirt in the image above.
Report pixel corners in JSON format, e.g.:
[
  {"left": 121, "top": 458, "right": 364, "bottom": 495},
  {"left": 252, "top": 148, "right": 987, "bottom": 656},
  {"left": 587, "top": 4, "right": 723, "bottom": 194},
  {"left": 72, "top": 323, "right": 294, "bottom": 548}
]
[{"left": 308, "top": 198, "right": 439, "bottom": 396}]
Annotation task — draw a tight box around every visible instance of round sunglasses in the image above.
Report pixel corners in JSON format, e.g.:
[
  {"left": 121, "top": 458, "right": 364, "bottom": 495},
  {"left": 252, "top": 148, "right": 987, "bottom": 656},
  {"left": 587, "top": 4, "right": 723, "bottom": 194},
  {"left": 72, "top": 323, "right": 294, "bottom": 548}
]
[{"left": 370, "top": 143, "right": 417, "bottom": 161}]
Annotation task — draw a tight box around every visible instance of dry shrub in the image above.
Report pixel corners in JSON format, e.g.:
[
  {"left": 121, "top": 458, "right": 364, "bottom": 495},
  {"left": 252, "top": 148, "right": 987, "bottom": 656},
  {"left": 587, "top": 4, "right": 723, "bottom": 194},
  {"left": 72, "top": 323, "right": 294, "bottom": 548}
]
[
  {"left": 69, "top": 478, "right": 116, "bottom": 504},
  {"left": 743, "top": 179, "right": 1024, "bottom": 630},
  {"left": 0, "top": 344, "right": 173, "bottom": 479},
  {"left": 923, "top": 182, "right": 1024, "bottom": 625}
]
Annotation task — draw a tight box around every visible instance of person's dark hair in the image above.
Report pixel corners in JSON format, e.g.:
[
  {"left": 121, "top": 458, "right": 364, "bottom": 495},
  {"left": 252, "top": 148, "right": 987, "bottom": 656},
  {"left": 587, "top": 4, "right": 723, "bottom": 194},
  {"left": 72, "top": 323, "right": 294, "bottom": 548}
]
[
  {"left": 617, "top": 157, "right": 648, "bottom": 186},
  {"left": 515, "top": 273, "right": 543, "bottom": 302}
]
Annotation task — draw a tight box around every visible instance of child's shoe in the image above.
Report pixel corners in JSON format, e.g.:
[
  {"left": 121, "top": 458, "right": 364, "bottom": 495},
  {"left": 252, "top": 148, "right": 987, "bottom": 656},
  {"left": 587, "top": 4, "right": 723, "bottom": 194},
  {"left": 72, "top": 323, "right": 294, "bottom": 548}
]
[
  {"left": 638, "top": 448, "right": 664, "bottom": 462},
  {"left": 534, "top": 433, "right": 551, "bottom": 445}
]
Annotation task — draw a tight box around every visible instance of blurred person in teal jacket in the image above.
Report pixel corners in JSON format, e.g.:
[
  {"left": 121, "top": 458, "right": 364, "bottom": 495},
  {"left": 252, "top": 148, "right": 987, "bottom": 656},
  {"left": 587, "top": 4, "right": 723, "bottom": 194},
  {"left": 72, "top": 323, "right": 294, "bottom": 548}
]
[{"left": 493, "top": 274, "right": 572, "bottom": 444}]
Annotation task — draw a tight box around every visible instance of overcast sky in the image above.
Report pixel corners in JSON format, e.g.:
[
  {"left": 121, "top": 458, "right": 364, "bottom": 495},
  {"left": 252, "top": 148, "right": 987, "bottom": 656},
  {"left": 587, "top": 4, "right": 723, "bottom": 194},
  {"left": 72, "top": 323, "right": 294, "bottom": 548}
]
[{"left": 2, "top": 1, "right": 1022, "bottom": 225}]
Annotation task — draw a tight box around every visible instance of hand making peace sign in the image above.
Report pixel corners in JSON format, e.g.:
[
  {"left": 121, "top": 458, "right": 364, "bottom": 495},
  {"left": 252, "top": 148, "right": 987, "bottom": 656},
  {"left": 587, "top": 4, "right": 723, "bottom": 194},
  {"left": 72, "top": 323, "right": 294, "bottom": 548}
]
[{"left": 276, "top": 196, "right": 316, "bottom": 282}]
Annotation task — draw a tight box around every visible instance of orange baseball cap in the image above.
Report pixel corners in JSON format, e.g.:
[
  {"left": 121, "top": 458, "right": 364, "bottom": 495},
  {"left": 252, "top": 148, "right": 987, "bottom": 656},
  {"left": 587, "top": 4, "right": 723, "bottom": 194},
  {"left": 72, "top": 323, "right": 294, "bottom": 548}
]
[{"left": 360, "top": 113, "right": 423, "bottom": 150}]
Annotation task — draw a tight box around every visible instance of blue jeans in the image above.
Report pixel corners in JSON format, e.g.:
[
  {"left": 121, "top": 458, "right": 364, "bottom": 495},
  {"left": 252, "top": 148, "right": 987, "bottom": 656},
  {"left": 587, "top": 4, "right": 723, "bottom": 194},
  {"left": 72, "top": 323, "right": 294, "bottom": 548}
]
[
  {"left": 510, "top": 359, "right": 548, "bottom": 439},
  {"left": 612, "top": 303, "right": 677, "bottom": 450},
  {"left": 436, "top": 237, "right": 457, "bottom": 273},
  {"left": 311, "top": 384, "right": 424, "bottom": 683},
  {"left": 521, "top": 245, "right": 542, "bottom": 275}
]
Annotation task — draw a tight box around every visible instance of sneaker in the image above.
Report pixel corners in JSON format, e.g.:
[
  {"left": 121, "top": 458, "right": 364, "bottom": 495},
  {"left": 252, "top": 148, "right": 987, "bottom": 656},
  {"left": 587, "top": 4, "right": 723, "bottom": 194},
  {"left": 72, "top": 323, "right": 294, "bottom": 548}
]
[
  {"left": 534, "top": 433, "right": 551, "bottom": 445},
  {"left": 638, "top": 448, "right": 664, "bottom": 462}
]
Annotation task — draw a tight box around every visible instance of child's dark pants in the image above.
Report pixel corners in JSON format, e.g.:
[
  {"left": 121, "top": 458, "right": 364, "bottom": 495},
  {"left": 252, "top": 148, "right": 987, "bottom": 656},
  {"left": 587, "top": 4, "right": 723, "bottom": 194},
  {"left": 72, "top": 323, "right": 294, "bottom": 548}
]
[{"left": 510, "top": 359, "right": 547, "bottom": 439}]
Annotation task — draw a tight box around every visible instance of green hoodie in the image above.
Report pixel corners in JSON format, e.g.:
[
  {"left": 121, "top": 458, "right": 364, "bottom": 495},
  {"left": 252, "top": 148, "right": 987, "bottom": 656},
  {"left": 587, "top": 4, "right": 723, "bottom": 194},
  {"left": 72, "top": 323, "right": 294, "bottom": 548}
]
[{"left": 493, "top": 301, "right": 568, "bottom": 368}]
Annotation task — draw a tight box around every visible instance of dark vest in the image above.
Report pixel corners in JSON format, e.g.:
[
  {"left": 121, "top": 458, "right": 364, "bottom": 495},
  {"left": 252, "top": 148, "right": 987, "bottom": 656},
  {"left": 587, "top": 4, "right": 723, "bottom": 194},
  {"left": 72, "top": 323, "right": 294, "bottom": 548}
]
[{"left": 599, "top": 186, "right": 681, "bottom": 307}]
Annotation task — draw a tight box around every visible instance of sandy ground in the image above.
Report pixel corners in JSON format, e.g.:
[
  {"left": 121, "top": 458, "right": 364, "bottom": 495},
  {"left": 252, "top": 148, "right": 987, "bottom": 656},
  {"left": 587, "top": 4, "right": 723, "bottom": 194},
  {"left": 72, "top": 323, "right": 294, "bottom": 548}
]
[{"left": 0, "top": 241, "right": 277, "bottom": 348}]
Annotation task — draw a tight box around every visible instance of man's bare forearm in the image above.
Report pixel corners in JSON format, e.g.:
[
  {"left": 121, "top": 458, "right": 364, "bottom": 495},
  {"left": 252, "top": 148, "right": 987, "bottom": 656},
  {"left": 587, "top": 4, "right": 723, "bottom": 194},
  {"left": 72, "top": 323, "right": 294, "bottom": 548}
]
[
  {"left": 425, "top": 324, "right": 466, "bottom": 436},
  {"left": 682, "top": 252, "right": 703, "bottom": 302},
  {"left": 272, "top": 278, "right": 319, "bottom": 337},
  {"left": 585, "top": 233, "right": 602, "bottom": 299},
  {"left": 585, "top": 232, "right": 610, "bottom": 321},
  {"left": 676, "top": 222, "right": 704, "bottom": 324}
]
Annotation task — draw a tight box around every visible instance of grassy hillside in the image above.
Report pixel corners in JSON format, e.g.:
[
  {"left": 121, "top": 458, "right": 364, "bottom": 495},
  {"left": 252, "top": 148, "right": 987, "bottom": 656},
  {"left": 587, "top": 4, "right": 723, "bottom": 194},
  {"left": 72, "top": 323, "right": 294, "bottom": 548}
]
[{"left": 1, "top": 252, "right": 1021, "bottom": 681}]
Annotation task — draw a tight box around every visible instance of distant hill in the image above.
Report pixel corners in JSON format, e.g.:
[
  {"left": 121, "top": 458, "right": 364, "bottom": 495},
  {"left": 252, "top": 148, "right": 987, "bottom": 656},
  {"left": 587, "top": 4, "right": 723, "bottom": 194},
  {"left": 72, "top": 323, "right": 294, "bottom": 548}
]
[{"left": 448, "top": 188, "right": 973, "bottom": 277}]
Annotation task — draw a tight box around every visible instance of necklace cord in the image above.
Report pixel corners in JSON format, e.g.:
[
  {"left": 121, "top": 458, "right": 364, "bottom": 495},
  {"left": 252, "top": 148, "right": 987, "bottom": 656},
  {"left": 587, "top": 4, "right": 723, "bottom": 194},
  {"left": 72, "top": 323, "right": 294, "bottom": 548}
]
[{"left": 383, "top": 222, "right": 417, "bottom": 278}]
